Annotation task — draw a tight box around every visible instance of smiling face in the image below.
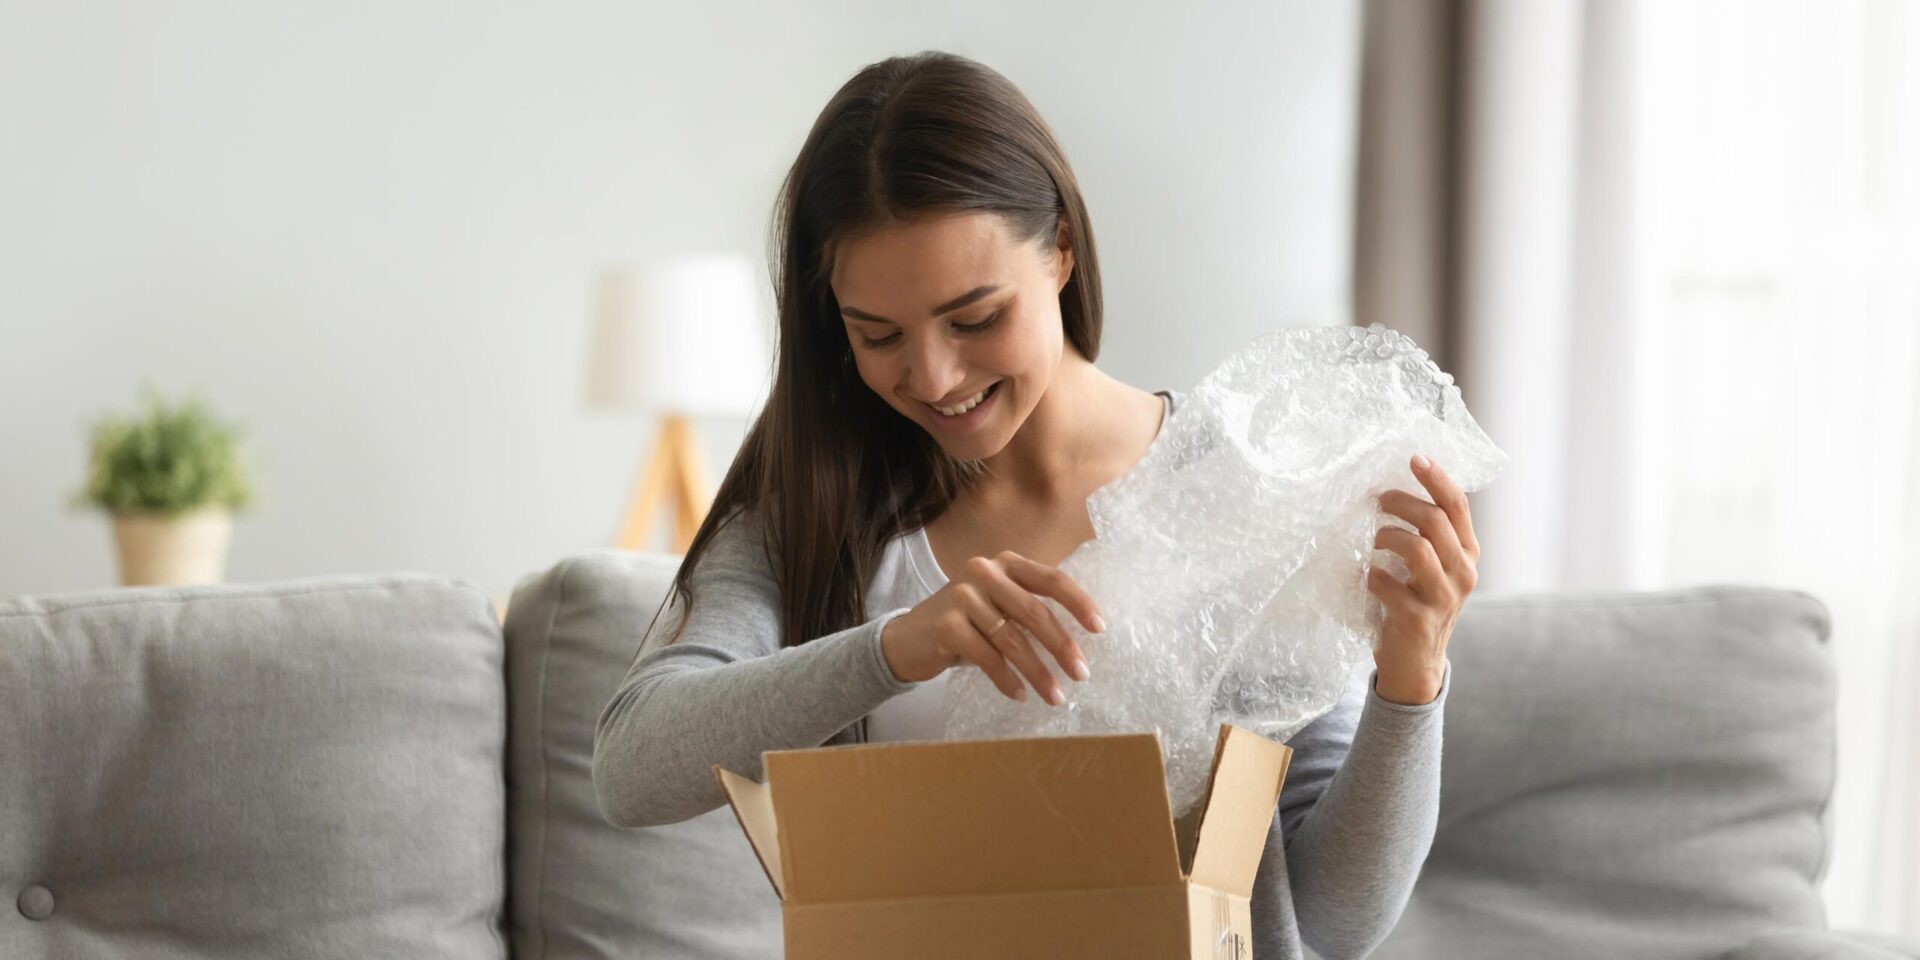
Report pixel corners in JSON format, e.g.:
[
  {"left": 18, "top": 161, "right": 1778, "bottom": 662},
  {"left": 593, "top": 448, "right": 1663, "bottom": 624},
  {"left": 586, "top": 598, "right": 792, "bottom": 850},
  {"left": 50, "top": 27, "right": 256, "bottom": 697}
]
[{"left": 830, "top": 211, "right": 1075, "bottom": 457}]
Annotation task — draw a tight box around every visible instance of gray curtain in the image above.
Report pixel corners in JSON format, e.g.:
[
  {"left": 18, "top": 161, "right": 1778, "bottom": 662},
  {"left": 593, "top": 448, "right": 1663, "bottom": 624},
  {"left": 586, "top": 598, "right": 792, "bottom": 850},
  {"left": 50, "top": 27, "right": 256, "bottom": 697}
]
[{"left": 1352, "top": 0, "right": 1640, "bottom": 596}]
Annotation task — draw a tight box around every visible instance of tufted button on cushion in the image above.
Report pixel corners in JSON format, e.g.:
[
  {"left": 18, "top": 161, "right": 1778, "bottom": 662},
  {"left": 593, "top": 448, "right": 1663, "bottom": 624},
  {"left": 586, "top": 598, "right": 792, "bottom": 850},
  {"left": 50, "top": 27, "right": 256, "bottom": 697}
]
[
  {"left": 0, "top": 575, "right": 506, "bottom": 955},
  {"left": 18, "top": 884, "right": 54, "bottom": 920}
]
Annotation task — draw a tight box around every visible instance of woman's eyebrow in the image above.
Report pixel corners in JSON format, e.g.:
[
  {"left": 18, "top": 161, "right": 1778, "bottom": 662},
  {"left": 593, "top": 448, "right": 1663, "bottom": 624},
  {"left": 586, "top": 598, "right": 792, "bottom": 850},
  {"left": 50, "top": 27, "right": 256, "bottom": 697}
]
[{"left": 840, "top": 284, "right": 1002, "bottom": 324}]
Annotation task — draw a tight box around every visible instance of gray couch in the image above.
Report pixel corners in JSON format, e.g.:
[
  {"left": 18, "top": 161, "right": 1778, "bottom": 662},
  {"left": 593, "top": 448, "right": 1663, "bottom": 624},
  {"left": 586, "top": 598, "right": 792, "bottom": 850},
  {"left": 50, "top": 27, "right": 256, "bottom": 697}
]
[{"left": 3, "top": 550, "right": 1915, "bottom": 959}]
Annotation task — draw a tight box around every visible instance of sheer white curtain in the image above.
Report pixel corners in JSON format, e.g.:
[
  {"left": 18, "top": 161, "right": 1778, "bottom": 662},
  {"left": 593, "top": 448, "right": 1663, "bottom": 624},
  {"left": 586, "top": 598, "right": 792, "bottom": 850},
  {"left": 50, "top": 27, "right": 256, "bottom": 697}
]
[
  {"left": 1356, "top": 0, "right": 1920, "bottom": 934},
  {"left": 1637, "top": 0, "right": 1920, "bottom": 932}
]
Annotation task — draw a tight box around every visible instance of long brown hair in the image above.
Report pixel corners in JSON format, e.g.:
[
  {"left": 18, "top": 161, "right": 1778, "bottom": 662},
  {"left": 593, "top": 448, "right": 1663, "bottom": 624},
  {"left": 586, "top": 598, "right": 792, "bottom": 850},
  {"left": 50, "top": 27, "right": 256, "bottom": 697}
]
[{"left": 650, "top": 50, "right": 1104, "bottom": 652}]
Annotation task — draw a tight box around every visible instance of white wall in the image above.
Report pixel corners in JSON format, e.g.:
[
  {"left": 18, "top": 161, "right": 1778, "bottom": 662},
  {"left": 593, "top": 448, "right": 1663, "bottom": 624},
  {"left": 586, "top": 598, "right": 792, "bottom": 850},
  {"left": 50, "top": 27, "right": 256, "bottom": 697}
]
[{"left": 0, "top": 0, "right": 1360, "bottom": 605}]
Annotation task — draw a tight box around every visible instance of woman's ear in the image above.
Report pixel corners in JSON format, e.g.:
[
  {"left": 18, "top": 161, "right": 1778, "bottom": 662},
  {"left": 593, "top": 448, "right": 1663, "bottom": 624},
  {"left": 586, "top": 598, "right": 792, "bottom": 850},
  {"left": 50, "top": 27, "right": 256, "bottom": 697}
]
[{"left": 1054, "top": 216, "right": 1075, "bottom": 293}]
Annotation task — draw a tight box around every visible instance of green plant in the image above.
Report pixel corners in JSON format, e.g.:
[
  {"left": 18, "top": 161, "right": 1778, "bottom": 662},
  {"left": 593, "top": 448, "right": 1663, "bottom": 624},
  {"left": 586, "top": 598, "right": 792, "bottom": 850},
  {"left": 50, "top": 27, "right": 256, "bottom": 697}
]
[{"left": 72, "top": 384, "right": 256, "bottom": 517}]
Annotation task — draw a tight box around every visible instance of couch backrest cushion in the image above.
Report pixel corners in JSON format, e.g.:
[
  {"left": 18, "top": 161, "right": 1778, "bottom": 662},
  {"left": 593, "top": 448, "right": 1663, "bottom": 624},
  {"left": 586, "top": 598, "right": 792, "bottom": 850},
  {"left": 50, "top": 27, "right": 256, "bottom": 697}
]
[
  {"left": 504, "top": 550, "right": 780, "bottom": 960},
  {"left": 0, "top": 574, "right": 507, "bottom": 959},
  {"left": 1369, "top": 584, "right": 1836, "bottom": 960}
]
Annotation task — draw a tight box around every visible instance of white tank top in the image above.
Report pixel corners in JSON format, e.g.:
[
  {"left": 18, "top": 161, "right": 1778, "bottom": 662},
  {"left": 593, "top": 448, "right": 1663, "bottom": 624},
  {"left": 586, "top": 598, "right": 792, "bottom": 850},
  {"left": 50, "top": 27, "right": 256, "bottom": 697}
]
[{"left": 864, "top": 390, "right": 1173, "bottom": 742}]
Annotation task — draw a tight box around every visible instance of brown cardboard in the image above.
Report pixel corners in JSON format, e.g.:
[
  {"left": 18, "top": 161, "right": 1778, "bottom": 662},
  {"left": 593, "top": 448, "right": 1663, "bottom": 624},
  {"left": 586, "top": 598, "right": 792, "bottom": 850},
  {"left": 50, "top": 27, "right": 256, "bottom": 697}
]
[
  {"left": 712, "top": 722, "right": 1292, "bottom": 959},
  {"left": 1190, "top": 725, "right": 1295, "bottom": 897}
]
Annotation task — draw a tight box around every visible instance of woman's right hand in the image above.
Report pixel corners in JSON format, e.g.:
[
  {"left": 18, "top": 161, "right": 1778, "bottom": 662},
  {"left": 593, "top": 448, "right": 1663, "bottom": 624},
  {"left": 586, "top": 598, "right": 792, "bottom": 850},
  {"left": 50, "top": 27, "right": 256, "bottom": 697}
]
[{"left": 879, "top": 550, "right": 1106, "bottom": 706}]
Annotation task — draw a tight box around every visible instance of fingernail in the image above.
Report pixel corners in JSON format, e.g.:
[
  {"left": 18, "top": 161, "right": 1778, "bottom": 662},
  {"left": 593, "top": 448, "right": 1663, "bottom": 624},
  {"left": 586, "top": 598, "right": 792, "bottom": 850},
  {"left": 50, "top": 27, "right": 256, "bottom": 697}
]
[
  {"left": 1070, "top": 658, "right": 1091, "bottom": 682},
  {"left": 1014, "top": 687, "right": 1028, "bottom": 702},
  {"left": 1091, "top": 614, "right": 1108, "bottom": 634},
  {"left": 1413, "top": 454, "right": 1431, "bottom": 470},
  {"left": 1046, "top": 686, "right": 1066, "bottom": 706}
]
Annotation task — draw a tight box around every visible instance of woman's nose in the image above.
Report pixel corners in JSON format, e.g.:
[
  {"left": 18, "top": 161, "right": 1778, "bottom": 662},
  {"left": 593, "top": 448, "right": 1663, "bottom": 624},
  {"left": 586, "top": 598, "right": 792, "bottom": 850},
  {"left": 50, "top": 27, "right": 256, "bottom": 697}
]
[
  {"left": 904, "top": 343, "right": 968, "bottom": 403},
  {"left": 909, "top": 377, "right": 968, "bottom": 406}
]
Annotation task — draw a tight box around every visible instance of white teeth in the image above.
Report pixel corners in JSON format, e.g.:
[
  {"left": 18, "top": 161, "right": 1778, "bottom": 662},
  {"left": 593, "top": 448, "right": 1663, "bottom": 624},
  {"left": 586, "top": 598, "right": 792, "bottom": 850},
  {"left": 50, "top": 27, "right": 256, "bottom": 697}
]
[{"left": 933, "top": 382, "right": 994, "bottom": 416}]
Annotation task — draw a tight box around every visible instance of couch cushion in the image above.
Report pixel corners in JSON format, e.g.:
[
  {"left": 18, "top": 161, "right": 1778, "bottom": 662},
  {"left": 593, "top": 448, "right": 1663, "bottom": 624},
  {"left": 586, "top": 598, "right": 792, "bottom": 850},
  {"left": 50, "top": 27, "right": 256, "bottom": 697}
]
[
  {"left": 1368, "top": 584, "right": 1836, "bottom": 960},
  {"left": 0, "top": 573, "right": 507, "bottom": 958},
  {"left": 504, "top": 550, "right": 780, "bottom": 960}
]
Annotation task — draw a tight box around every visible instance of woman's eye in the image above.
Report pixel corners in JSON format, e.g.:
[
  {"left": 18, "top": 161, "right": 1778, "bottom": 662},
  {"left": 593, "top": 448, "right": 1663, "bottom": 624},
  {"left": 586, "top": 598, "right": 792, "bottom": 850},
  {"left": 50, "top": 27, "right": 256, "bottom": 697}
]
[
  {"left": 959, "top": 310, "right": 1003, "bottom": 335},
  {"left": 858, "top": 310, "right": 1001, "bottom": 349}
]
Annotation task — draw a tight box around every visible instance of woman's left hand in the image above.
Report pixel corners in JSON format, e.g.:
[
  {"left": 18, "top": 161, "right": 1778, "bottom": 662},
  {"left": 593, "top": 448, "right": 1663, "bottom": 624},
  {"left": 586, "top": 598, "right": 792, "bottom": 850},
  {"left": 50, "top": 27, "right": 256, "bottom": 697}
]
[{"left": 1366, "top": 454, "right": 1481, "bottom": 705}]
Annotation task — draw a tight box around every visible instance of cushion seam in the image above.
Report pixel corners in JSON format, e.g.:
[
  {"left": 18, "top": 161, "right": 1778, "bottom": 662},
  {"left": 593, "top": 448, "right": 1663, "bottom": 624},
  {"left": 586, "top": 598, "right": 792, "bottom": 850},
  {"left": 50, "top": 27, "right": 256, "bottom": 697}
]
[
  {"left": 528, "top": 558, "right": 576, "bottom": 960},
  {"left": 0, "top": 576, "right": 486, "bottom": 618},
  {"left": 1464, "top": 585, "right": 1826, "bottom": 616}
]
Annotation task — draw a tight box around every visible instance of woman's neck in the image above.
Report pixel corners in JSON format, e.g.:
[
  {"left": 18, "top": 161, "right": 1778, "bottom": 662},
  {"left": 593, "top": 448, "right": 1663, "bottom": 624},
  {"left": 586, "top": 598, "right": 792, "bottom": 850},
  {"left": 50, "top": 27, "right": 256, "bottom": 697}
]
[{"left": 972, "top": 356, "right": 1161, "bottom": 509}]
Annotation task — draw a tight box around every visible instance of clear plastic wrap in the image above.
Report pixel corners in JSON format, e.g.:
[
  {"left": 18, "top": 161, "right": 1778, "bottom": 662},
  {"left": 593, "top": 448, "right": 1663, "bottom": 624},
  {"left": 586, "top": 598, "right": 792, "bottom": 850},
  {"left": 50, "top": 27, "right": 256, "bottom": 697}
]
[{"left": 940, "top": 322, "right": 1509, "bottom": 816}]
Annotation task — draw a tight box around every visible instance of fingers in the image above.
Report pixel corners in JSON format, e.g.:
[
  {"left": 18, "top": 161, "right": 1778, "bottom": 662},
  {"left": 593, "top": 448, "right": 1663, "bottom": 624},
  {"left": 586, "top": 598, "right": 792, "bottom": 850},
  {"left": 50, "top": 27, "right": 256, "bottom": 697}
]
[
  {"left": 961, "top": 557, "right": 1073, "bottom": 704},
  {"left": 954, "top": 579, "right": 1062, "bottom": 707},
  {"left": 1379, "top": 462, "right": 1476, "bottom": 587},
  {"left": 1367, "top": 563, "right": 1445, "bottom": 649},
  {"left": 943, "top": 551, "right": 1102, "bottom": 706},
  {"left": 1412, "top": 455, "right": 1480, "bottom": 565},
  {"left": 995, "top": 551, "right": 1106, "bottom": 636},
  {"left": 986, "top": 552, "right": 1097, "bottom": 683},
  {"left": 1373, "top": 526, "right": 1450, "bottom": 604},
  {"left": 1377, "top": 489, "right": 1466, "bottom": 581},
  {"left": 1366, "top": 562, "right": 1422, "bottom": 616},
  {"left": 948, "top": 588, "right": 1027, "bottom": 702}
]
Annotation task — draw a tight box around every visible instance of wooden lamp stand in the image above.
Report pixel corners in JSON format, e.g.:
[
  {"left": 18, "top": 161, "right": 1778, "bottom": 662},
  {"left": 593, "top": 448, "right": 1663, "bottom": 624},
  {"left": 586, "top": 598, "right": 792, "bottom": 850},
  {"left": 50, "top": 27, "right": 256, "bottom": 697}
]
[{"left": 615, "top": 413, "right": 715, "bottom": 554}]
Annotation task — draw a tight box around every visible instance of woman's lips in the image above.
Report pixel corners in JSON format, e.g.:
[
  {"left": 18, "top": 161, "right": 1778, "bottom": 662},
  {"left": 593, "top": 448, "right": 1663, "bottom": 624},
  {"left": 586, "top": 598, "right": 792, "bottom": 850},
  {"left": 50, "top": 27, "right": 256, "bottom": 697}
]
[{"left": 927, "top": 380, "right": 1001, "bottom": 432}]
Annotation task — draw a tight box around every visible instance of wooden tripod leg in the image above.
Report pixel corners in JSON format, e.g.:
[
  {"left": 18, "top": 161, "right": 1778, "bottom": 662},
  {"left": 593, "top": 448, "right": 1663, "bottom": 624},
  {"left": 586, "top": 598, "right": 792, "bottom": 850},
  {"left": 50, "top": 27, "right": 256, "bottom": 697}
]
[
  {"left": 668, "top": 416, "right": 715, "bottom": 554},
  {"left": 616, "top": 419, "right": 676, "bottom": 551}
]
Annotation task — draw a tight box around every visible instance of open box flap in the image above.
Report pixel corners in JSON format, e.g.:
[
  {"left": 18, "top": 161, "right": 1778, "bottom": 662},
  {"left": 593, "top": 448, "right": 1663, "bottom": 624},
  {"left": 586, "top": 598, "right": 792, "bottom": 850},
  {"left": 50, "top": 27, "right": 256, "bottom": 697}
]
[
  {"left": 765, "top": 733, "right": 1184, "bottom": 904},
  {"left": 713, "top": 765, "right": 786, "bottom": 901},
  {"left": 1187, "top": 724, "right": 1293, "bottom": 897}
]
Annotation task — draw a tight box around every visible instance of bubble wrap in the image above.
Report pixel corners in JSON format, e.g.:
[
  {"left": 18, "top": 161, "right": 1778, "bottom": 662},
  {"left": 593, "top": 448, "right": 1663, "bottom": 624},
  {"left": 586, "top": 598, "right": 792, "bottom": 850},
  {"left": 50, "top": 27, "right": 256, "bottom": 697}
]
[{"left": 940, "top": 322, "right": 1509, "bottom": 816}]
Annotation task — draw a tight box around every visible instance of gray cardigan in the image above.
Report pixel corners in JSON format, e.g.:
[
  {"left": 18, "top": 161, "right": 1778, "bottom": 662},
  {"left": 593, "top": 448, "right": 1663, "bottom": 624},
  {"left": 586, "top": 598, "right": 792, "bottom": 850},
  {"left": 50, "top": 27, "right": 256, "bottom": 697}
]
[{"left": 593, "top": 429, "right": 1451, "bottom": 960}]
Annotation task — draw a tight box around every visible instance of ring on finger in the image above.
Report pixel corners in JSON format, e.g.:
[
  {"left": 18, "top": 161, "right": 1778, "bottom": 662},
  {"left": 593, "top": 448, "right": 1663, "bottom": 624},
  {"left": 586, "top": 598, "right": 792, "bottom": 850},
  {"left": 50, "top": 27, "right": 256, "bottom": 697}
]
[{"left": 984, "top": 615, "right": 1008, "bottom": 637}]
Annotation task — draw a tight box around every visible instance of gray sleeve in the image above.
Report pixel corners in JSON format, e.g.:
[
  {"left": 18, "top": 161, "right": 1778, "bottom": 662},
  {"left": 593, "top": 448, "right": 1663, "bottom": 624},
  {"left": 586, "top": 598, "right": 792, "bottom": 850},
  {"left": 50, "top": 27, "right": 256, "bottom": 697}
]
[
  {"left": 590, "top": 506, "right": 920, "bottom": 829},
  {"left": 1256, "top": 658, "right": 1451, "bottom": 959}
]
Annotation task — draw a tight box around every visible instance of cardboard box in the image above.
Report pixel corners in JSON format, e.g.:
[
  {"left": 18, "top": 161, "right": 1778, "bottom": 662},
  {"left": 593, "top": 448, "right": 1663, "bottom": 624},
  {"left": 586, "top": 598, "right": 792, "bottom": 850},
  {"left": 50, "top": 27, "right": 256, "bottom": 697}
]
[{"left": 713, "top": 723, "right": 1292, "bottom": 959}]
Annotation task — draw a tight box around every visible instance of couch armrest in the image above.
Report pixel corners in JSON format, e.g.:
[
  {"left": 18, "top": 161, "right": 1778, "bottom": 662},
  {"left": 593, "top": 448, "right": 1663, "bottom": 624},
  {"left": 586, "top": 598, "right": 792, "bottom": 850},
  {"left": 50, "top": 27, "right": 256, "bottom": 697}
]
[{"left": 1726, "top": 928, "right": 1920, "bottom": 960}]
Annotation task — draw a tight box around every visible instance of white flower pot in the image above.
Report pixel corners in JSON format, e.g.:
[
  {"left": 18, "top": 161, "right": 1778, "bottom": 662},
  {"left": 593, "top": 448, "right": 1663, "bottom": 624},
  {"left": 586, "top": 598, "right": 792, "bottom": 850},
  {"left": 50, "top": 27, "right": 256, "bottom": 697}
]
[{"left": 111, "top": 507, "right": 234, "bottom": 586}]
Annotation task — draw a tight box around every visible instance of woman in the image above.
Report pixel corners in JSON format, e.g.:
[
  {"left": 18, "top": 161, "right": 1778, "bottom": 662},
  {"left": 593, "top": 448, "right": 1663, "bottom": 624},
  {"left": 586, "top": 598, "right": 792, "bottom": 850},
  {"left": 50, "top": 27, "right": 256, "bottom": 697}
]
[{"left": 592, "top": 50, "right": 1478, "bottom": 960}]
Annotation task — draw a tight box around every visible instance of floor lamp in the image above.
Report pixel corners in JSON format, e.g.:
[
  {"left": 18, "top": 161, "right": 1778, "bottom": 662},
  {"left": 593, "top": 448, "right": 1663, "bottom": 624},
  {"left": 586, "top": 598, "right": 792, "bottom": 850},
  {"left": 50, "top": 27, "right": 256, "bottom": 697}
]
[{"left": 584, "top": 255, "right": 771, "bottom": 554}]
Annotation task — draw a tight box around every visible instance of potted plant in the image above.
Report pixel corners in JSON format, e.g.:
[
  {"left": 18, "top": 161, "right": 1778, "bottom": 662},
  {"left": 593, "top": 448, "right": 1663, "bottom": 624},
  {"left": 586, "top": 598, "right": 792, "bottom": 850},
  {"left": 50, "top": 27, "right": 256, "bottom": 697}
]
[{"left": 72, "top": 385, "right": 256, "bottom": 586}]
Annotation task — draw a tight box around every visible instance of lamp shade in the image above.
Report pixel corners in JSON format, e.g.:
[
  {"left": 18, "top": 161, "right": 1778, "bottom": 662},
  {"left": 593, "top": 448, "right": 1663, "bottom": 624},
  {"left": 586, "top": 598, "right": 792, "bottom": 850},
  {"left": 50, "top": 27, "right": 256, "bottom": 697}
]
[{"left": 584, "top": 254, "right": 773, "bottom": 417}]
